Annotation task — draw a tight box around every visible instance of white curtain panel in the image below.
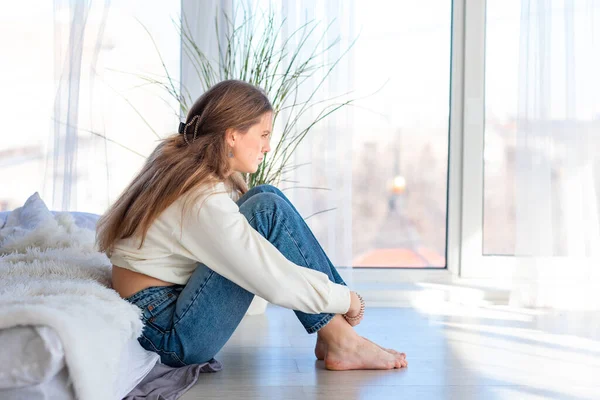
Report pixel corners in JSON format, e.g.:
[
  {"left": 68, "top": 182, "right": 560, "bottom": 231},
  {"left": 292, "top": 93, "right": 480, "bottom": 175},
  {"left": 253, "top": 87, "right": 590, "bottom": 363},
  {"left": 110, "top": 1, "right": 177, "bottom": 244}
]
[
  {"left": 180, "top": 0, "right": 233, "bottom": 102},
  {"left": 276, "top": 1, "right": 355, "bottom": 268},
  {"left": 510, "top": 0, "right": 600, "bottom": 310},
  {"left": 0, "top": 1, "right": 181, "bottom": 214},
  {"left": 53, "top": 0, "right": 181, "bottom": 214},
  {"left": 50, "top": 0, "right": 111, "bottom": 212}
]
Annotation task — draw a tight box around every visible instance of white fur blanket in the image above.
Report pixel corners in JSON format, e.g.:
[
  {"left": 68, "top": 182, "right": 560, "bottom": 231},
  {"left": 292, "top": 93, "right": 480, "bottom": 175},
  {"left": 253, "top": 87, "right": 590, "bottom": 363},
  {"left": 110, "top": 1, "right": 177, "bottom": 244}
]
[{"left": 0, "top": 194, "right": 143, "bottom": 400}]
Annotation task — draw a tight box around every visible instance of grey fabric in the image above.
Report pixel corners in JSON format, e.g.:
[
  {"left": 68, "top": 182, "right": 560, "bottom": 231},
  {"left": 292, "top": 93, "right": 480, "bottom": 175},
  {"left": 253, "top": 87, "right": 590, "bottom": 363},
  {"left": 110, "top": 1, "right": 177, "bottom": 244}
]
[{"left": 123, "top": 359, "right": 222, "bottom": 400}]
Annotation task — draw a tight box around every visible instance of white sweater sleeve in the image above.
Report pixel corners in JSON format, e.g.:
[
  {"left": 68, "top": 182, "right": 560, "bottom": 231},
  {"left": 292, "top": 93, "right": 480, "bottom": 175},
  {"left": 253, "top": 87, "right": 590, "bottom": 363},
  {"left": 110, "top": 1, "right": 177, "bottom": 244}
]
[{"left": 176, "top": 191, "right": 351, "bottom": 315}]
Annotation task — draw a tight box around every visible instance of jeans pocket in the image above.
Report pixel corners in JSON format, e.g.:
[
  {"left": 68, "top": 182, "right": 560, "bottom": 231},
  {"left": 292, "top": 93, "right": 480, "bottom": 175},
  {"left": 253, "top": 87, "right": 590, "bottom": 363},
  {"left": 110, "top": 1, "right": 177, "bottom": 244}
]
[{"left": 133, "top": 286, "right": 181, "bottom": 334}]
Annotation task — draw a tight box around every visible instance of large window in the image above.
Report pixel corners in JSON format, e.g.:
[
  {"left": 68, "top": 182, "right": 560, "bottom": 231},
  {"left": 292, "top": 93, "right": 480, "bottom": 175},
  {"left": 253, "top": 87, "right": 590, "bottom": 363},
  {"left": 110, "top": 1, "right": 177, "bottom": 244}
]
[
  {"left": 349, "top": 1, "right": 452, "bottom": 268},
  {"left": 300, "top": 0, "right": 452, "bottom": 268}
]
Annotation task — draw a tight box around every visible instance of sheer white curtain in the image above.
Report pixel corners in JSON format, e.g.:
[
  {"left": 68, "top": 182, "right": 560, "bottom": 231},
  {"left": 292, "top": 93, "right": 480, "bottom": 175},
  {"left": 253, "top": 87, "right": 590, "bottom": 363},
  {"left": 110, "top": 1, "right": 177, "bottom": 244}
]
[
  {"left": 50, "top": 0, "right": 111, "bottom": 212},
  {"left": 180, "top": 0, "right": 232, "bottom": 103},
  {"left": 49, "top": 1, "right": 181, "bottom": 214},
  {"left": 0, "top": 1, "right": 180, "bottom": 214},
  {"left": 509, "top": 0, "right": 600, "bottom": 310},
  {"left": 277, "top": 1, "right": 356, "bottom": 268}
]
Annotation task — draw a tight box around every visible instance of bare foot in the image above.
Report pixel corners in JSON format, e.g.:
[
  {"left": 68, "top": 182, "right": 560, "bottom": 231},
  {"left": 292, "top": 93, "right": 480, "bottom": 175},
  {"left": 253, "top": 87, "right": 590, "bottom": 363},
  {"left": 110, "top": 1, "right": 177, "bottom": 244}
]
[
  {"left": 315, "top": 335, "right": 407, "bottom": 367},
  {"left": 324, "top": 336, "right": 402, "bottom": 371},
  {"left": 315, "top": 336, "right": 327, "bottom": 360},
  {"left": 362, "top": 337, "right": 407, "bottom": 363}
]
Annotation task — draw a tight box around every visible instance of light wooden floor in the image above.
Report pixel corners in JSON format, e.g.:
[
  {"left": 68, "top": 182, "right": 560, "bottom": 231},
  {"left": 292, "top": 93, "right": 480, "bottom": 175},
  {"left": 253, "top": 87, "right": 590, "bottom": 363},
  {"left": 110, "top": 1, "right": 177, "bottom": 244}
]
[{"left": 181, "top": 302, "right": 600, "bottom": 400}]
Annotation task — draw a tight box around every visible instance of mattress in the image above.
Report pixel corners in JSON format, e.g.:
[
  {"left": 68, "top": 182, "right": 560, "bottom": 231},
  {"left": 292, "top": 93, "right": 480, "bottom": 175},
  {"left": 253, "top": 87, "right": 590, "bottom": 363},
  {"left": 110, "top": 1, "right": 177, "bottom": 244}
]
[{"left": 0, "top": 325, "right": 160, "bottom": 400}]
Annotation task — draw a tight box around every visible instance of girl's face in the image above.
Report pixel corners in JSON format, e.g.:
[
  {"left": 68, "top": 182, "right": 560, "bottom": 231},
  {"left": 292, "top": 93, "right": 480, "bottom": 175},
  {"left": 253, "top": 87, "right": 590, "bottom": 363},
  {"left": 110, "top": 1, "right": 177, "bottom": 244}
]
[{"left": 228, "top": 112, "right": 273, "bottom": 174}]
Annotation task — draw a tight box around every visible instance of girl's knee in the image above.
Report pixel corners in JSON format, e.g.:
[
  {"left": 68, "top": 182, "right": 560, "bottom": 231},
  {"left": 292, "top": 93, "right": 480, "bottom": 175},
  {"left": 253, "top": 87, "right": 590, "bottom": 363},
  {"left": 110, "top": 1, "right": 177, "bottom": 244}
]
[
  {"left": 239, "top": 192, "right": 289, "bottom": 219},
  {"left": 252, "top": 184, "right": 282, "bottom": 196},
  {"left": 248, "top": 191, "right": 285, "bottom": 207}
]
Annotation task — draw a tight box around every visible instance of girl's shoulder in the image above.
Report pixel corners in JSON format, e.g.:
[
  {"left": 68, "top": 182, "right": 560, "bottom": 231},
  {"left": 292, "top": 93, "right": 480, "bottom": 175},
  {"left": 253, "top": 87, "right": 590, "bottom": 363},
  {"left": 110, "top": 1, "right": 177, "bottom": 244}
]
[{"left": 176, "top": 181, "right": 235, "bottom": 214}]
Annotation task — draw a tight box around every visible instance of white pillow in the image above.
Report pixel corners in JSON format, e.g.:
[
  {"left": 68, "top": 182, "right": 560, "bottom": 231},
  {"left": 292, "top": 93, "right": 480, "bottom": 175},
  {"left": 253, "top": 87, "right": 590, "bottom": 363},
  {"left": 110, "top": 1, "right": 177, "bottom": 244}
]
[
  {"left": 66, "top": 212, "right": 100, "bottom": 231},
  {"left": 0, "top": 212, "right": 9, "bottom": 229},
  {"left": 0, "top": 197, "right": 100, "bottom": 232},
  {"left": 2, "top": 193, "right": 53, "bottom": 231}
]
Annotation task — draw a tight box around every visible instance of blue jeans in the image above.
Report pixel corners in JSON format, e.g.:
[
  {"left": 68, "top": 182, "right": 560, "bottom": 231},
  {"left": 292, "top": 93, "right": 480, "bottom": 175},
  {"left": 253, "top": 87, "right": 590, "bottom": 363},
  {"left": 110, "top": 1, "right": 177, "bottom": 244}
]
[{"left": 125, "top": 184, "right": 347, "bottom": 367}]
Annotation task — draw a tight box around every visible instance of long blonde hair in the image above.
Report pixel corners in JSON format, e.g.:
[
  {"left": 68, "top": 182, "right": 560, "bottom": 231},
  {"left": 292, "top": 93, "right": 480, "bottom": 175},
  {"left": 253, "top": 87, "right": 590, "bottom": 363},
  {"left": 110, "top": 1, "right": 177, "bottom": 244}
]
[{"left": 96, "top": 80, "right": 273, "bottom": 256}]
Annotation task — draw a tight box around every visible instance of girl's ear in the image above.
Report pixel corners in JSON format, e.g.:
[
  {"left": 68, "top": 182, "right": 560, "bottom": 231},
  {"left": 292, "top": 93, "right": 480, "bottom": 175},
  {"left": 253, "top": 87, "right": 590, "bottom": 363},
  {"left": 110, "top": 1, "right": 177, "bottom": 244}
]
[{"left": 225, "top": 128, "right": 236, "bottom": 147}]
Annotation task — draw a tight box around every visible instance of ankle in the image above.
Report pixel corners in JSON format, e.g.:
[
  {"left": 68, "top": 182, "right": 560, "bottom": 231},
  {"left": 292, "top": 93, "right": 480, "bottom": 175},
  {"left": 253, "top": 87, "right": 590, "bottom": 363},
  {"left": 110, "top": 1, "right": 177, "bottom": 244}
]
[{"left": 316, "top": 315, "right": 357, "bottom": 346}]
